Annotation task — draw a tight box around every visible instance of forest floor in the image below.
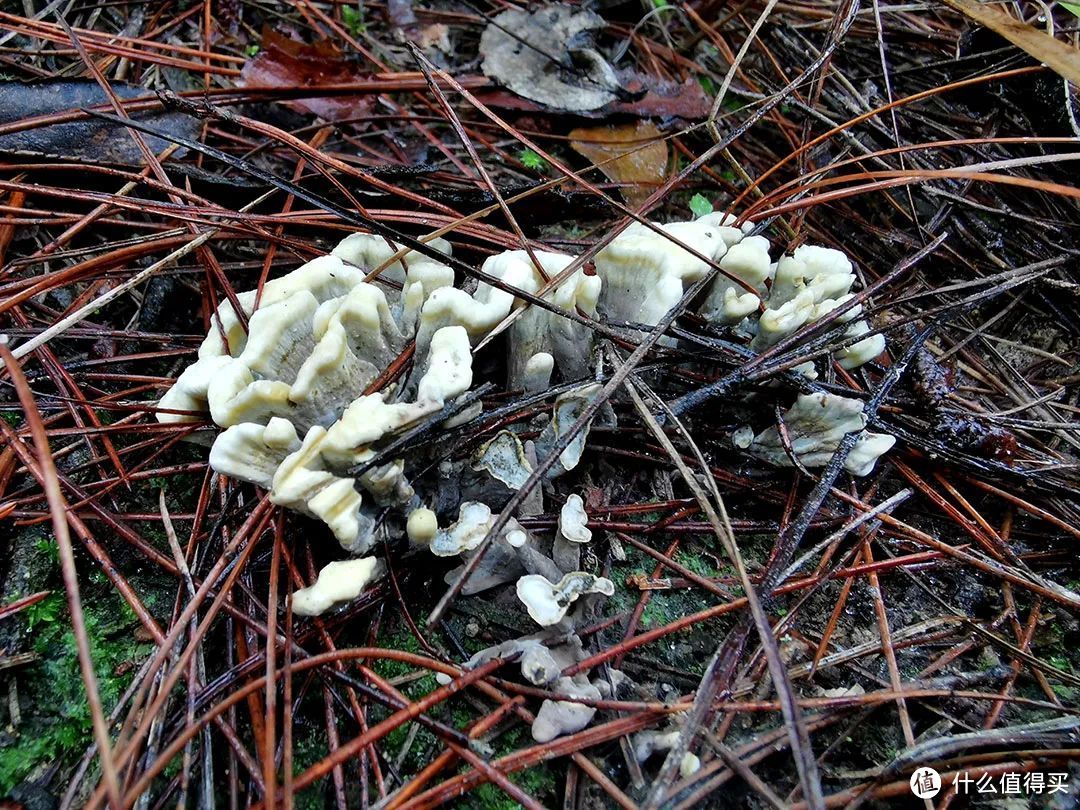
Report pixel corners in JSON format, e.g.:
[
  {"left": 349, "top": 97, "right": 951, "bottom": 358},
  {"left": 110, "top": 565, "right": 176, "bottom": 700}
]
[{"left": 0, "top": 1, "right": 1078, "bottom": 808}]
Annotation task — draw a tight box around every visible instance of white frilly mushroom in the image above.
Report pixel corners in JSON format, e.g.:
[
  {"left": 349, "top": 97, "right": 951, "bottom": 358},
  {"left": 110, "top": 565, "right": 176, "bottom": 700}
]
[
  {"left": 516, "top": 571, "right": 614, "bottom": 626},
  {"left": 430, "top": 501, "right": 495, "bottom": 557},
  {"left": 558, "top": 494, "right": 592, "bottom": 544},
  {"left": 156, "top": 355, "right": 233, "bottom": 425},
  {"left": 414, "top": 249, "right": 599, "bottom": 386},
  {"left": 591, "top": 215, "right": 884, "bottom": 374},
  {"left": 290, "top": 557, "right": 385, "bottom": 617},
  {"left": 164, "top": 232, "right": 613, "bottom": 551},
  {"left": 204, "top": 324, "right": 471, "bottom": 552},
  {"left": 488, "top": 250, "right": 599, "bottom": 387},
  {"left": 737, "top": 392, "right": 896, "bottom": 476},
  {"left": 695, "top": 235, "right": 772, "bottom": 325},
  {"left": 553, "top": 493, "right": 592, "bottom": 573},
  {"left": 163, "top": 219, "right": 895, "bottom": 556},
  {"left": 207, "top": 416, "right": 392, "bottom": 554},
  {"left": 331, "top": 232, "right": 454, "bottom": 295},
  {"left": 196, "top": 255, "right": 368, "bottom": 364},
  {"left": 436, "top": 632, "right": 585, "bottom": 687},
  {"left": 595, "top": 212, "right": 750, "bottom": 326},
  {"left": 745, "top": 245, "right": 883, "bottom": 370}
]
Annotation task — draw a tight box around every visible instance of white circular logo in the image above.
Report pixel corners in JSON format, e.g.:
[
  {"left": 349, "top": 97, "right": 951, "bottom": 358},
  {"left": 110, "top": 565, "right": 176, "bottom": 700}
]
[{"left": 910, "top": 767, "right": 942, "bottom": 799}]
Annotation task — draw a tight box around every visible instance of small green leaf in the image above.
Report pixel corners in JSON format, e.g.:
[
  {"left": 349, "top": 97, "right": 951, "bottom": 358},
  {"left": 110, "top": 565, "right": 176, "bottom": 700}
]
[
  {"left": 1062, "top": 2, "right": 1080, "bottom": 17},
  {"left": 244, "top": 43, "right": 260, "bottom": 57},
  {"left": 689, "top": 193, "right": 713, "bottom": 218},
  {"left": 342, "top": 4, "right": 366, "bottom": 36},
  {"left": 518, "top": 148, "right": 547, "bottom": 172}
]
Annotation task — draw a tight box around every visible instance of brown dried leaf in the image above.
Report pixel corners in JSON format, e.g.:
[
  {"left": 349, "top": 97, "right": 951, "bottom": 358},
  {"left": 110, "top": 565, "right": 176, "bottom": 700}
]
[
  {"left": 240, "top": 29, "right": 373, "bottom": 122},
  {"left": 0, "top": 80, "right": 200, "bottom": 164},
  {"left": 942, "top": 0, "right": 1080, "bottom": 86},
  {"left": 569, "top": 121, "right": 669, "bottom": 207},
  {"left": 474, "top": 74, "right": 710, "bottom": 120}
]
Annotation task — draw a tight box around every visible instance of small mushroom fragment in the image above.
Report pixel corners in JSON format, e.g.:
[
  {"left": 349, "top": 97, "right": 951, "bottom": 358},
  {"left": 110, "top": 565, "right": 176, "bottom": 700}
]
[
  {"left": 553, "top": 494, "right": 591, "bottom": 572},
  {"left": 290, "top": 557, "right": 384, "bottom": 617},
  {"left": 534, "top": 383, "right": 609, "bottom": 475},
  {"left": 695, "top": 235, "right": 772, "bottom": 325},
  {"left": 516, "top": 571, "right": 614, "bottom": 626},
  {"left": 437, "top": 632, "right": 585, "bottom": 687},
  {"left": 531, "top": 675, "right": 602, "bottom": 742},
  {"left": 406, "top": 507, "right": 438, "bottom": 545},
  {"left": 522, "top": 352, "right": 554, "bottom": 393},
  {"left": 680, "top": 753, "right": 701, "bottom": 777},
  {"left": 632, "top": 724, "right": 700, "bottom": 776},
  {"left": 449, "top": 536, "right": 526, "bottom": 595},
  {"left": 442, "top": 517, "right": 561, "bottom": 594},
  {"left": 558, "top": 494, "right": 592, "bottom": 544},
  {"left": 737, "top": 392, "right": 896, "bottom": 477},
  {"left": 633, "top": 729, "right": 682, "bottom": 763}
]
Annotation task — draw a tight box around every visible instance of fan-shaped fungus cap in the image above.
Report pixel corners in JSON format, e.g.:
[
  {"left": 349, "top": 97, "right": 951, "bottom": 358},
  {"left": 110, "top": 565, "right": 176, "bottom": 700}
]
[
  {"left": 430, "top": 502, "right": 495, "bottom": 557},
  {"left": 738, "top": 392, "right": 895, "bottom": 477},
  {"left": 290, "top": 557, "right": 384, "bottom": 617},
  {"left": 558, "top": 494, "right": 592, "bottom": 545},
  {"left": 516, "top": 572, "right": 614, "bottom": 626},
  {"left": 530, "top": 675, "right": 601, "bottom": 742}
]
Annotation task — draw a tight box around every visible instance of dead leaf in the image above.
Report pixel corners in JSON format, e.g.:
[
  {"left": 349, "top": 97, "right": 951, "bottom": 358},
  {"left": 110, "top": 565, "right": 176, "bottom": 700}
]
[
  {"left": 614, "top": 74, "right": 710, "bottom": 120},
  {"left": 474, "top": 74, "right": 710, "bottom": 120},
  {"left": 0, "top": 80, "right": 200, "bottom": 164},
  {"left": 240, "top": 28, "right": 374, "bottom": 122},
  {"left": 479, "top": 4, "right": 620, "bottom": 112},
  {"left": 942, "top": 0, "right": 1080, "bottom": 86},
  {"left": 569, "top": 121, "right": 669, "bottom": 207}
]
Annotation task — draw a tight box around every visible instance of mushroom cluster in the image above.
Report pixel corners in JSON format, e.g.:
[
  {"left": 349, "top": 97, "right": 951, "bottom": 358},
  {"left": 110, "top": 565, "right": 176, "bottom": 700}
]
[
  {"left": 156, "top": 214, "right": 897, "bottom": 691},
  {"left": 157, "top": 212, "right": 899, "bottom": 743},
  {"left": 432, "top": 493, "right": 621, "bottom": 743},
  {"left": 593, "top": 212, "right": 894, "bottom": 475},
  {"left": 594, "top": 212, "right": 884, "bottom": 371},
  {"left": 157, "top": 235, "right": 600, "bottom": 557}
]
